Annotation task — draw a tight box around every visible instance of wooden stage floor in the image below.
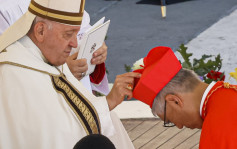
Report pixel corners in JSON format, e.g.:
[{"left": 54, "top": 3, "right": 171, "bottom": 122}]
[{"left": 121, "top": 118, "right": 201, "bottom": 149}]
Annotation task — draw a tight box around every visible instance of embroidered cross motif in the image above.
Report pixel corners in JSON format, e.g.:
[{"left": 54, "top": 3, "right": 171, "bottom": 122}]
[{"left": 90, "top": 43, "right": 97, "bottom": 53}]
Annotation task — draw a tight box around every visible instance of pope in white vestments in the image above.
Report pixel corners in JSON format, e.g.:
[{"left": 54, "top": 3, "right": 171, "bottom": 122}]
[
  {"left": 0, "top": 0, "right": 136, "bottom": 148},
  {"left": 0, "top": 0, "right": 110, "bottom": 96}
]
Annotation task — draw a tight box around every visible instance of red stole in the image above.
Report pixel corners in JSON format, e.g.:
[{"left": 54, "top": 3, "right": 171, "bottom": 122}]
[{"left": 200, "top": 81, "right": 237, "bottom": 149}]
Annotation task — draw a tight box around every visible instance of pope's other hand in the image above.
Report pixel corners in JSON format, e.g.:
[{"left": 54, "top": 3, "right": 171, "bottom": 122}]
[
  {"left": 91, "top": 42, "right": 107, "bottom": 65},
  {"left": 66, "top": 52, "right": 88, "bottom": 80}
]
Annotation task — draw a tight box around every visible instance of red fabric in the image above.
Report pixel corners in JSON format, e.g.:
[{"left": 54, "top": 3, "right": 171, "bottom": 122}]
[
  {"left": 89, "top": 63, "right": 106, "bottom": 84},
  {"left": 200, "top": 81, "right": 237, "bottom": 149},
  {"left": 133, "top": 46, "right": 182, "bottom": 108}
]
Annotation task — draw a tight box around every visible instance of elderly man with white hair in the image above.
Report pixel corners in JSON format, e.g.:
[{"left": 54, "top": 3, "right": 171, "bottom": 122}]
[
  {"left": 0, "top": 0, "right": 110, "bottom": 95},
  {"left": 0, "top": 0, "right": 139, "bottom": 148}
]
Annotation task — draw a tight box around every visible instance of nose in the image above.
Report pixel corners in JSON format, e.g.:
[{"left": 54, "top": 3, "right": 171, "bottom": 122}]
[{"left": 69, "top": 35, "right": 78, "bottom": 48}]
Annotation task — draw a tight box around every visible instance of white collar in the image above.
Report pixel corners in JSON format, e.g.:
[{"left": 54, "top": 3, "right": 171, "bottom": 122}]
[
  {"left": 200, "top": 81, "right": 216, "bottom": 116},
  {"left": 19, "top": 36, "right": 48, "bottom": 63},
  {"left": 0, "top": 35, "right": 60, "bottom": 75}
]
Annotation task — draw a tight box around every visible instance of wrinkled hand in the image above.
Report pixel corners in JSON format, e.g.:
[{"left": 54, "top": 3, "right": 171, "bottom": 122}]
[
  {"left": 91, "top": 42, "right": 107, "bottom": 65},
  {"left": 106, "top": 72, "right": 141, "bottom": 111},
  {"left": 66, "top": 52, "right": 88, "bottom": 80}
]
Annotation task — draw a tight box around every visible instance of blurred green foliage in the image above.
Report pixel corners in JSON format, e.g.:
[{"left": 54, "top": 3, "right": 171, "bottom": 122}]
[{"left": 177, "top": 44, "right": 224, "bottom": 83}]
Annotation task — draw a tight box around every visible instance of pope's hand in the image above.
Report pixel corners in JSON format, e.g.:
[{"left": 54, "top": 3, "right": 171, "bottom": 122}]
[
  {"left": 106, "top": 72, "right": 141, "bottom": 111},
  {"left": 66, "top": 52, "right": 88, "bottom": 80},
  {"left": 91, "top": 42, "right": 107, "bottom": 65}
]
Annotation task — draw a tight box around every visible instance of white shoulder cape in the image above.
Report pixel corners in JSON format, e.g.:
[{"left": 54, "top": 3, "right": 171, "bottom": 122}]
[{"left": 0, "top": 36, "right": 115, "bottom": 149}]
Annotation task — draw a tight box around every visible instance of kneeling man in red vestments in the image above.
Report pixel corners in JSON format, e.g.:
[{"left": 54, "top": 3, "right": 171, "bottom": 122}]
[{"left": 132, "top": 46, "right": 237, "bottom": 149}]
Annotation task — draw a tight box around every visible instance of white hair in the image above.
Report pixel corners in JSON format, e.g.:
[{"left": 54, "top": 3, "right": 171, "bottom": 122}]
[
  {"left": 151, "top": 68, "right": 201, "bottom": 116},
  {"left": 152, "top": 95, "right": 164, "bottom": 117},
  {"left": 28, "top": 16, "right": 53, "bottom": 34},
  {"left": 34, "top": 16, "right": 53, "bottom": 30}
]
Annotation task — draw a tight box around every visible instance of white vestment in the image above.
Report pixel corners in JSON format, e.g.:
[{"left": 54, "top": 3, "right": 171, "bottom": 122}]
[
  {"left": 0, "top": 36, "right": 134, "bottom": 149},
  {"left": 0, "top": 0, "right": 110, "bottom": 95}
]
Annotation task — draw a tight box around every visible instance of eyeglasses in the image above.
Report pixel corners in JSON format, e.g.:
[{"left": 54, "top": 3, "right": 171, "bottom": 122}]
[{"left": 163, "top": 100, "right": 175, "bottom": 127}]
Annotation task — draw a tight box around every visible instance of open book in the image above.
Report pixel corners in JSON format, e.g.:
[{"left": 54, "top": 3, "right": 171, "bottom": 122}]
[{"left": 77, "top": 17, "right": 110, "bottom": 76}]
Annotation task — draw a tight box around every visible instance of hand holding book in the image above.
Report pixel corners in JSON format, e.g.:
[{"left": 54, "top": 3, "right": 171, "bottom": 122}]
[
  {"left": 76, "top": 17, "right": 110, "bottom": 76},
  {"left": 91, "top": 42, "right": 107, "bottom": 65}
]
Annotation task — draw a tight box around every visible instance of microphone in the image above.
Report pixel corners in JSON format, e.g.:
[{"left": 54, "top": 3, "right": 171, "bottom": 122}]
[{"left": 73, "top": 134, "right": 116, "bottom": 149}]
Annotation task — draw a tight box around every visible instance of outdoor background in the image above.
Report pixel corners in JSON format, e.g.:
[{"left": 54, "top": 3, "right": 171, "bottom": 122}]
[{"left": 85, "top": 0, "right": 237, "bottom": 83}]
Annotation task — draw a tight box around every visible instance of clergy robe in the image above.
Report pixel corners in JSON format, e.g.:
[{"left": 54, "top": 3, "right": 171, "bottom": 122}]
[
  {"left": 200, "top": 81, "right": 237, "bottom": 149},
  {"left": 0, "top": 36, "right": 134, "bottom": 149},
  {"left": 0, "top": 0, "right": 110, "bottom": 95}
]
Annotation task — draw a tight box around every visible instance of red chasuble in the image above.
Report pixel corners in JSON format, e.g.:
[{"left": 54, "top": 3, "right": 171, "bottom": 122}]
[{"left": 200, "top": 81, "right": 237, "bottom": 149}]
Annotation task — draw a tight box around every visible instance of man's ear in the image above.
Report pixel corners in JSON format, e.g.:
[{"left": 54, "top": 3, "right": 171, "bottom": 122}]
[
  {"left": 165, "top": 94, "right": 184, "bottom": 109},
  {"left": 33, "top": 22, "right": 47, "bottom": 42}
]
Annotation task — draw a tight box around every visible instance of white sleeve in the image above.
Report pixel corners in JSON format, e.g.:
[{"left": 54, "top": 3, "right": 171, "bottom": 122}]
[
  {"left": 79, "top": 10, "right": 92, "bottom": 35},
  {"left": 0, "top": 0, "right": 30, "bottom": 35},
  {"left": 70, "top": 10, "right": 92, "bottom": 55},
  {"left": 0, "top": 14, "right": 10, "bottom": 35},
  {"left": 91, "top": 73, "right": 110, "bottom": 96}
]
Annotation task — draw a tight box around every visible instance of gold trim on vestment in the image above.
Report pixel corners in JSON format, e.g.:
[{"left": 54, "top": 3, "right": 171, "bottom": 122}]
[
  {"left": 0, "top": 61, "right": 101, "bottom": 134},
  {"left": 28, "top": 0, "right": 85, "bottom": 25},
  {"left": 51, "top": 75, "right": 101, "bottom": 134},
  {"left": 0, "top": 49, "right": 7, "bottom": 53},
  {"left": 29, "top": 4, "right": 82, "bottom": 22},
  {"left": 203, "top": 82, "right": 237, "bottom": 117},
  {"left": 0, "top": 61, "right": 61, "bottom": 76}
]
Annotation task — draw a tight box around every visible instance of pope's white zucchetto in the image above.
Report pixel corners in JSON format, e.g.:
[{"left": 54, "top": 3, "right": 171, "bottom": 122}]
[{"left": 0, "top": 0, "right": 85, "bottom": 52}]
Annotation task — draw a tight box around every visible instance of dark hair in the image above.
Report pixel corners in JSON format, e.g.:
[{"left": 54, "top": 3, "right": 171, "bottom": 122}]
[{"left": 73, "top": 134, "right": 116, "bottom": 149}]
